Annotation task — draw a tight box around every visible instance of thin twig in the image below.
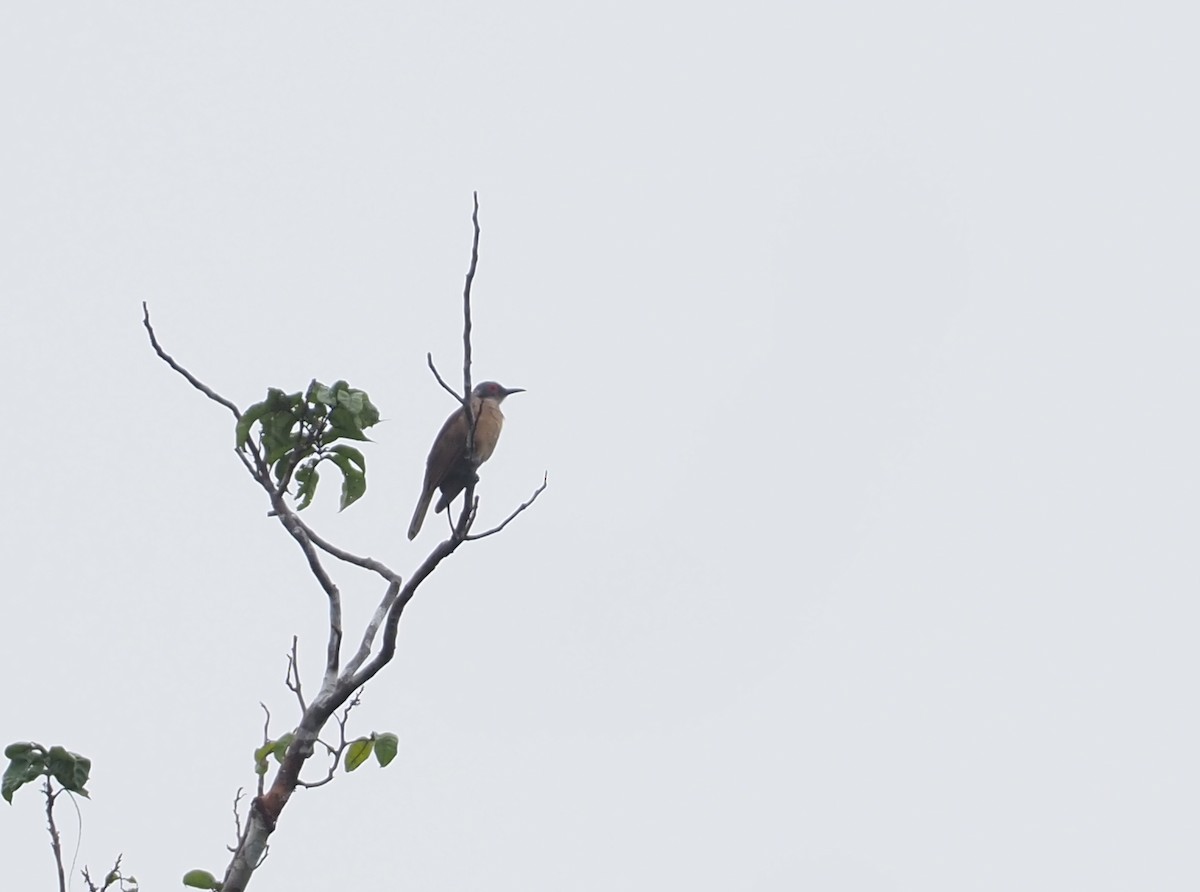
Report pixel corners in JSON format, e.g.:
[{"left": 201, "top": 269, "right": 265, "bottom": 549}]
[
  {"left": 453, "top": 492, "right": 479, "bottom": 541},
  {"left": 426, "top": 353, "right": 466, "bottom": 408},
  {"left": 287, "top": 514, "right": 402, "bottom": 583},
  {"left": 232, "top": 789, "right": 246, "bottom": 849},
  {"left": 462, "top": 192, "right": 479, "bottom": 403},
  {"left": 296, "top": 689, "right": 362, "bottom": 789},
  {"left": 427, "top": 193, "right": 485, "bottom": 542},
  {"left": 462, "top": 194, "right": 481, "bottom": 469},
  {"left": 286, "top": 637, "right": 306, "bottom": 713},
  {"left": 44, "top": 780, "right": 66, "bottom": 892},
  {"left": 142, "top": 303, "right": 241, "bottom": 419},
  {"left": 464, "top": 474, "right": 549, "bottom": 540},
  {"left": 82, "top": 855, "right": 123, "bottom": 892}
]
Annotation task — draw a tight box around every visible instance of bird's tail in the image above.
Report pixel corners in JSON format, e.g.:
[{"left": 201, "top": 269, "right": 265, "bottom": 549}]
[{"left": 407, "top": 488, "right": 434, "bottom": 540}]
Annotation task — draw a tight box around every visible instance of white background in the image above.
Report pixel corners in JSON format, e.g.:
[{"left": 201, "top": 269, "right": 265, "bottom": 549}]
[{"left": 2, "top": 2, "right": 1197, "bottom": 889}]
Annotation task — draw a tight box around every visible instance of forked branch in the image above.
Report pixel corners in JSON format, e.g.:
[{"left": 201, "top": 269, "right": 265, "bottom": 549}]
[{"left": 142, "top": 194, "right": 544, "bottom": 892}]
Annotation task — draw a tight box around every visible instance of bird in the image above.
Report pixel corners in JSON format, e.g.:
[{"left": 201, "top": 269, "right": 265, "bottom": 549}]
[{"left": 407, "top": 381, "right": 524, "bottom": 540}]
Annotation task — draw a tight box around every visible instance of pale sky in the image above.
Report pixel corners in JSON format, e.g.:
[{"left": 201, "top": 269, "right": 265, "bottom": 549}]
[{"left": 2, "top": 2, "right": 1197, "bottom": 890}]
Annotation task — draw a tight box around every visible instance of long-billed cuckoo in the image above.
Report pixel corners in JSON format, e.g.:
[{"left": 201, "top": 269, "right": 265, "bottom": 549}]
[{"left": 407, "top": 381, "right": 524, "bottom": 540}]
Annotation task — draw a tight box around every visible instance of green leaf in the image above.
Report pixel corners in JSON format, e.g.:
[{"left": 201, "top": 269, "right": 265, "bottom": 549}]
[
  {"left": 252, "top": 743, "right": 272, "bottom": 776},
  {"left": 4, "top": 741, "right": 40, "bottom": 760},
  {"left": 303, "top": 402, "right": 330, "bottom": 426},
  {"left": 253, "top": 733, "right": 293, "bottom": 776},
  {"left": 337, "top": 389, "right": 364, "bottom": 415},
  {"left": 263, "top": 411, "right": 302, "bottom": 464},
  {"left": 327, "top": 386, "right": 379, "bottom": 442},
  {"left": 327, "top": 449, "right": 367, "bottom": 511},
  {"left": 294, "top": 462, "right": 320, "bottom": 511},
  {"left": 349, "top": 390, "right": 381, "bottom": 429},
  {"left": 276, "top": 390, "right": 304, "bottom": 413},
  {"left": 330, "top": 380, "right": 351, "bottom": 399},
  {"left": 341, "top": 470, "right": 365, "bottom": 510},
  {"left": 271, "top": 733, "right": 294, "bottom": 763},
  {"left": 182, "top": 868, "right": 221, "bottom": 889},
  {"left": 327, "top": 406, "right": 369, "bottom": 442},
  {"left": 47, "top": 746, "right": 90, "bottom": 796},
  {"left": 373, "top": 733, "right": 399, "bottom": 767},
  {"left": 237, "top": 388, "right": 294, "bottom": 448},
  {"left": 327, "top": 444, "right": 366, "bottom": 474},
  {"left": 235, "top": 402, "right": 268, "bottom": 450},
  {"left": 340, "top": 469, "right": 366, "bottom": 511},
  {"left": 359, "top": 398, "right": 380, "bottom": 428},
  {"left": 2, "top": 753, "right": 44, "bottom": 803},
  {"left": 308, "top": 379, "right": 333, "bottom": 406},
  {"left": 344, "top": 737, "right": 374, "bottom": 772}
]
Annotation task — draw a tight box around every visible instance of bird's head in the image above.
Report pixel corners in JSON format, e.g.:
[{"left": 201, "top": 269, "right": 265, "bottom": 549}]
[{"left": 473, "top": 381, "right": 524, "bottom": 402}]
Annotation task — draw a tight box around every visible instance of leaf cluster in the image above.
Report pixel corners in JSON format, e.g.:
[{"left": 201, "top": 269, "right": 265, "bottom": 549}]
[
  {"left": 252, "top": 733, "right": 295, "bottom": 777},
  {"left": 235, "top": 380, "right": 380, "bottom": 511},
  {"left": 2, "top": 740, "right": 91, "bottom": 803},
  {"left": 344, "top": 732, "right": 399, "bottom": 772},
  {"left": 250, "top": 730, "right": 398, "bottom": 777}
]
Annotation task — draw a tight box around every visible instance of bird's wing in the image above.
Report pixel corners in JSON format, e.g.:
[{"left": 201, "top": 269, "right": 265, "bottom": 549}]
[{"left": 423, "top": 404, "right": 467, "bottom": 493}]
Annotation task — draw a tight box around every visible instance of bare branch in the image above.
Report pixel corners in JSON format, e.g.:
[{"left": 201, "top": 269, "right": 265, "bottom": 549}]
[
  {"left": 464, "top": 474, "right": 549, "bottom": 540},
  {"left": 44, "top": 780, "right": 66, "bottom": 892},
  {"left": 337, "top": 690, "right": 362, "bottom": 737},
  {"left": 462, "top": 194, "right": 480, "bottom": 458},
  {"left": 231, "top": 789, "right": 246, "bottom": 852},
  {"left": 462, "top": 191, "right": 479, "bottom": 401},
  {"left": 453, "top": 491, "right": 479, "bottom": 541},
  {"left": 294, "top": 770, "right": 336, "bottom": 790},
  {"left": 82, "top": 855, "right": 125, "bottom": 892},
  {"left": 285, "top": 637, "right": 306, "bottom": 713},
  {"left": 296, "top": 688, "right": 362, "bottom": 789},
  {"left": 273, "top": 512, "right": 343, "bottom": 688},
  {"left": 234, "top": 447, "right": 259, "bottom": 479},
  {"left": 424, "top": 191, "right": 480, "bottom": 421},
  {"left": 426, "top": 353, "right": 467, "bottom": 407},
  {"left": 343, "top": 579, "right": 402, "bottom": 677},
  {"left": 347, "top": 537, "right": 462, "bottom": 689},
  {"left": 142, "top": 302, "right": 241, "bottom": 419},
  {"left": 286, "top": 513, "right": 402, "bottom": 584}
]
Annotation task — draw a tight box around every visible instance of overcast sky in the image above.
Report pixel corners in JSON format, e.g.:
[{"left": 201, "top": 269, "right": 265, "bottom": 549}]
[{"left": 2, "top": 2, "right": 1197, "bottom": 890}]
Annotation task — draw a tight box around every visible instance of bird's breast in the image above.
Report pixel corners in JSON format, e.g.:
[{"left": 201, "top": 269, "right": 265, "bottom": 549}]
[{"left": 471, "top": 402, "right": 505, "bottom": 463}]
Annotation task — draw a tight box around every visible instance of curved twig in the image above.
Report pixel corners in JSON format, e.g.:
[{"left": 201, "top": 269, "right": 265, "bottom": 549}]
[
  {"left": 286, "top": 513, "right": 402, "bottom": 584},
  {"left": 142, "top": 303, "right": 241, "bottom": 419},
  {"left": 426, "top": 353, "right": 467, "bottom": 408},
  {"left": 464, "top": 475, "right": 549, "bottom": 540}
]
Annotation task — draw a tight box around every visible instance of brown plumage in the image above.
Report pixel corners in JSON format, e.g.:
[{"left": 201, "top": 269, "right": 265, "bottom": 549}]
[{"left": 407, "top": 381, "right": 524, "bottom": 540}]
